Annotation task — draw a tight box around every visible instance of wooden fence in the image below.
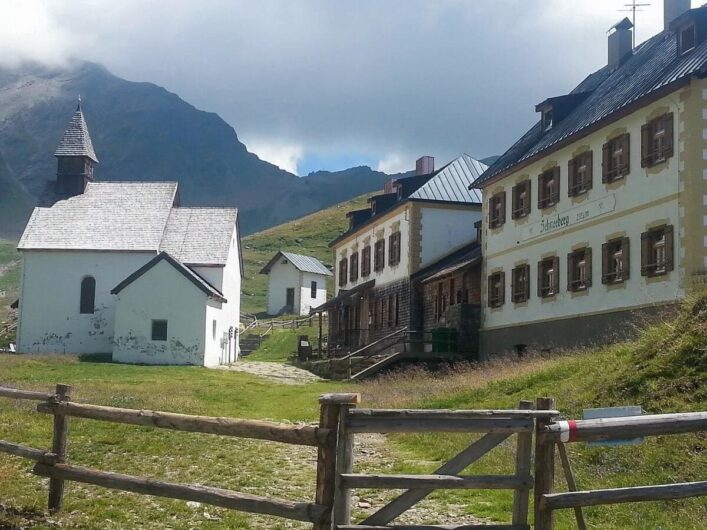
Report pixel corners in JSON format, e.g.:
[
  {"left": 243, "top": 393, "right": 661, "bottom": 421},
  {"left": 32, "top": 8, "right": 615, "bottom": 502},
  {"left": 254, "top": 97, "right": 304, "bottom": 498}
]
[
  {"left": 533, "top": 397, "right": 707, "bottom": 530},
  {"left": 2, "top": 388, "right": 707, "bottom": 529}
]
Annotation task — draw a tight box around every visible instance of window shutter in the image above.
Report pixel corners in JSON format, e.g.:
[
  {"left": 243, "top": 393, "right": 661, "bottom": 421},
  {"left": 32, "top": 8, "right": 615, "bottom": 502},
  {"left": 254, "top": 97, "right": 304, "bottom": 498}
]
[
  {"left": 665, "top": 224, "right": 675, "bottom": 272},
  {"left": 568, "top": 158, "right": 575, "bottom": 196},
  {"left": 552, "top": 256, "right": 560, "bottom": 294},
  {"left": 488, "top": 197, "right": 495, "bottom": 227},
  {"left": 511, "top": 185, "right": 518, "bottom": 220},
  {"left": 602, "top": 142, "right": 610, "bottom": 183},
  {"left": 664, "top": 113, "right": 674, "bottom": 160},
  {"left": 511, "top": 267, "right": 518, "bottom": 301},
  {"left": 487, "top": 275, "right": 495, "bottom": 307},
  {"left": 525, "top": 181, "right": 532, "bottom": 215},
  {"left": 499, "top": 191, "right": 506, "bottom": 225},
  {"left": 640, "top": 231, "right": 650, "bottom": 276},
  {"left": 566, "top": 252, "right": 574, "bottom": 290},
  {"left": 585, "top": 247, "right": 593, "bottom": 288},
  {"left": 601, "top": 242, "right": 610, "bottom": 284},
  {"left": 537, "top": 260, "right": 543, "bottom": 297},
  {"left": 585, "top": 152, "right": 594, "bottom": 191},
  {"left": 621, "top": 237, "right": 631, "bottom": 280},
  {"left": 621, "top": 134, "right": 631, "bottom": 175},
  {"left": 641, "top": 122, "right": 651, "bottom": 168},
  {"left": 524, "top": 264, "right": 531, "bottom": 300},
  {"left": 553, "top": 167, "right": 561, "bottom": 202},
  {"left": 499, "top": 271, "right": 505, "bottom": 306}
]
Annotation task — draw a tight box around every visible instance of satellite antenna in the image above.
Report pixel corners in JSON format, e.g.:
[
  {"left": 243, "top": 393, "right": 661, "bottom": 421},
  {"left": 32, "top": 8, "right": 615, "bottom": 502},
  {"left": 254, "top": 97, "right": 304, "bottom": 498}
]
[{"left": 620, "top": 1, "right": 652, "bottom": 48}]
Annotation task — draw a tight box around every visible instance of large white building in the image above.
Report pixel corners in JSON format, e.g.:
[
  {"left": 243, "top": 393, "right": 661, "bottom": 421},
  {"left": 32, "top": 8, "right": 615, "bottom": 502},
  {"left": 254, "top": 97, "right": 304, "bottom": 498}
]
[
  {"left": 15, "top": 104, "right": 243, "bottom": 366},
  {"left": 260, "top": 251, "right": 331, "bottom": 316},
  {"left": 472, "top": 1, "right": 707, "bottom": 355}
]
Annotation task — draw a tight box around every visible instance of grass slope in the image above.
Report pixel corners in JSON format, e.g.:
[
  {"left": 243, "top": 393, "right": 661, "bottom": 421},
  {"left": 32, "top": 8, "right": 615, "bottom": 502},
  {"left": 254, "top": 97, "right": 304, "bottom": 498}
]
[
  {"left": 241, "top": 193, "right": 371, "bottom": 315},
  {"left": 0, "top": 239, "right": 20, "bottom": 329}
]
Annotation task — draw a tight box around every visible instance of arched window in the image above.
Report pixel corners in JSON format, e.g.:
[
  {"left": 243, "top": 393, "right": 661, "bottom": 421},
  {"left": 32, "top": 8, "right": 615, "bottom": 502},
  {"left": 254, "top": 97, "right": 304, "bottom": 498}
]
[{"left": 80, "top": 276, "right": 96, "bottom": 314}]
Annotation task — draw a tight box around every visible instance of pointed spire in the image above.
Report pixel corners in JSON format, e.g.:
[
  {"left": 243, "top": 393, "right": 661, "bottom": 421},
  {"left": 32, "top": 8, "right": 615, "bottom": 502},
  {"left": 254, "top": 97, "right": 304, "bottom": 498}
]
[{"left": 55, "top": 99, "right": 98, "bottom": 163}]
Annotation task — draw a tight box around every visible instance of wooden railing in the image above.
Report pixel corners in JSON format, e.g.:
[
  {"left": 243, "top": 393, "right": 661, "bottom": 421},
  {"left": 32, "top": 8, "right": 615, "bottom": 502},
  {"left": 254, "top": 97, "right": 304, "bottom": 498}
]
[
  {"left": 534, "top": 398, "right": 707, "bottom": 530},
  {"left": 0, "top": 384, "right": 359, "bottom": 529}
]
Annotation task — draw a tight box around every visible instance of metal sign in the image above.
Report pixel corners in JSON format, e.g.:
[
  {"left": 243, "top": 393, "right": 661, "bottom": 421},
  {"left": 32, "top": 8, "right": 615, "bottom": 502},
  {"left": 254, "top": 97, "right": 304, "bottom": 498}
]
[{"left": 583, "top": 406, "right": 644, "bottom": 446}]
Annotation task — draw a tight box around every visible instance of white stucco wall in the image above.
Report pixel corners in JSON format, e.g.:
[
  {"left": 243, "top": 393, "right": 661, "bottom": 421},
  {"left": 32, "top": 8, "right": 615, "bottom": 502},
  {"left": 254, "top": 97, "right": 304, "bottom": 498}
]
[
  {"left": 17, "top": 251, "right": 155, "bottom": 354},
  {"left": 420, "top": 206, "right": 482, "bottom": 268},
  {"left": 299, "top": 271, "right": 328, "bottom": 315},
  {"left": 112, "top": 259, "right": 208, "bottom": 365},
  {"left": 266, "top": 260, "right": 302, "bottom": 315},
  {"left": 482, "top": 91, "right": 685, "bottom": 331},
  {"left": 334, "top": 205, "right": 411, "bottom": 295}
]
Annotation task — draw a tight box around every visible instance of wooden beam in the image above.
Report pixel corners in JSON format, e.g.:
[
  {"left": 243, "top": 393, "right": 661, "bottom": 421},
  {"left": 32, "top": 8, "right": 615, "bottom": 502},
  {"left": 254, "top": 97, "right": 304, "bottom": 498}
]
[
  {"left": 533, "top": 397, "right": 556, "bottom": 530},
  {"left": 542, "top": 481, "right": 707, "bottom": 510},
  {"left": 511, "top": 400, "right": 533, "bottom": 527},
  {"left": 33, "top": 462, "right": 327, "bottom": 523},
  {"left": 336, "top": 524, "right": 529, "bottom": 529},
  {"left": 348, "top": 409, "right": 560, "bottom": 419},
  {"left": 314, "top": 395, "right": 345, "bottom": 530},
  {"left": 333, "top": 404, "right": 356, "bottom": 526},
  {"left": 0, "top": 440, "right": 57, "bottom": 464},
  {"left": 340, "top": 474, "right": 532, "bottom": 490},
  {"left": 319, "top": 393, "right": 361, "bottom": 405},
  {"left": 543, "top": 412, "right": 707, "bottom": 442},
  {"left": 346, "top": 416, "right": 533, "bottom": 434},
  {"left": 0, "top": 386, "right": 54, "bottom": 401},
  {"left": 37, "top": 401, "right": 327, "bottom": 447},
  {"left": 556, "top": 442, "right": 587, "bottom": 530},
  {"left": 362, "top": 433, "right": 510, "bottom": 526},
  {"left": 48, "top": 384, "right": 71, "bottom": 513}
]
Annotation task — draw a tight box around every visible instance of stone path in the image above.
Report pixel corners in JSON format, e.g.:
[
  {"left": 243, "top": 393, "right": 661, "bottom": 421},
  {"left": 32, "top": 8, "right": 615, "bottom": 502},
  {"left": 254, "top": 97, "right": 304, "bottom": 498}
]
[{"left": 217, "top": 360, "right": 323, "bottom": 384}]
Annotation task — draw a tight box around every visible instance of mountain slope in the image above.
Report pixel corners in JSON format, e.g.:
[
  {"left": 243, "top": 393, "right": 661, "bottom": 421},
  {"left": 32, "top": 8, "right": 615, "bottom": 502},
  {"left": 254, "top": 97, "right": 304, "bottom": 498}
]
[{"left": 0, "top": 61, "right": 398, "bottom": 237}]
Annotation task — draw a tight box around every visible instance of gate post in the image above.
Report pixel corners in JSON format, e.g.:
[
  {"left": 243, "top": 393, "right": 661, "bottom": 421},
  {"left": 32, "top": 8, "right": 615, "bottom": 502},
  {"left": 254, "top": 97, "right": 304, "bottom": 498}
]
[
  {"left": 315, "top": 393, "right": 360, "bottom": 530},
  {"left": 512, "top": 399, "right": 533, "bottom": 526},
  {"left": 48, "top": 383, "right": 72, "bottom": 512},
  {"left": 534, "top": 397, "right": 556, "bottom": 530}
]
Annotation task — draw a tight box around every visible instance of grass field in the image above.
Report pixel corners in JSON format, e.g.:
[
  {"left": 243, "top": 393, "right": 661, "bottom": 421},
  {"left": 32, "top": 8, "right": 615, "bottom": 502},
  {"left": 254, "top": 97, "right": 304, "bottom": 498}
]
[
  {"left": 0, "top": 238, "right": 20, "bottom": 329},
  {"left": 240, "top": 193, "right": 371, "bottom": 315}
]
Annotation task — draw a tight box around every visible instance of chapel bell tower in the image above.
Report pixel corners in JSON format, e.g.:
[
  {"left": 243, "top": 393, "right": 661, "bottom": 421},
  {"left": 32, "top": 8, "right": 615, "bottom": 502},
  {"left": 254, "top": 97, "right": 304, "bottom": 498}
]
[{"left": 54, "top": 97, "right": 99, "bottom": 198}]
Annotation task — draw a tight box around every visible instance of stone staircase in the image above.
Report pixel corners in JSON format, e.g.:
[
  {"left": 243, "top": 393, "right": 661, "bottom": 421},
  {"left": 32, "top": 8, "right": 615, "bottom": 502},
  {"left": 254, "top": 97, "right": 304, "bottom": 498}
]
[{"left": 239, "top": 333, "right": 266, "bottom": 357}]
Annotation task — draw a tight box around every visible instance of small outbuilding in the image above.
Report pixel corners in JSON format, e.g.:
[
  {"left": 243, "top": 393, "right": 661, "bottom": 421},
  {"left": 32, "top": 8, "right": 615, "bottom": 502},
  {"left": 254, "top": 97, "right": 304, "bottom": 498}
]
[{"left": 260, "top": 251, "right": 332, "bottom": 316}]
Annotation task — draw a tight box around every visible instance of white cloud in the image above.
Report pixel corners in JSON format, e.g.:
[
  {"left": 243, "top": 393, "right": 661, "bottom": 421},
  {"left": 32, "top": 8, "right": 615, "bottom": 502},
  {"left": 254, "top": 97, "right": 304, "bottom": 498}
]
[
  {"left": 377, "top": 153, "right": 410, "bottom": 175},
  {"left": 0, "top": 0, "right": 84, "bottom": 67},
  {"left": 246, "top": 139, "right": 303, "bottom": 175}
]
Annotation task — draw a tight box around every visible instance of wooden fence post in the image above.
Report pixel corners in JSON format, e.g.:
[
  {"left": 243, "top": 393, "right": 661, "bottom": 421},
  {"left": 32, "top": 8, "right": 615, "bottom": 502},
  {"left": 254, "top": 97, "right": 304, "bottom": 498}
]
[
  {"left": 333, "top": 397, "right": 359, "bottom": 526},
  {"left": 48, "top": 383, "right": 72, "bottom": 512},
  {"left": 534, "top": 397, "right": 556, "bottom": 530},
  {"left": 315, "top": 393, "right": 360, "bottom": 530},
  {"left": 511, "top": 399, "right": 533, "bottom": 526}
]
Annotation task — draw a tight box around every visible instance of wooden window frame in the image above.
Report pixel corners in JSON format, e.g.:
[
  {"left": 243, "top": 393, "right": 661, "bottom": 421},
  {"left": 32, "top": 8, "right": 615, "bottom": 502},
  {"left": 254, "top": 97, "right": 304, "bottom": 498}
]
[
  {"left": 388, "top": 231, "right": 401, "bottom": 266},
  {"left": 374, "top": 239, "right": 385, "bottom": 272},
  {"left": 602, "top": 134, "right": 630, "bottom": 183},
  {"left": 151, "top": 319, "right": 168, "bottom": 342},
  {"left": 511, "top": 264, "right": 530, "bottom": 304},
  {"left": 537, "top": 256, "right": 560, "bottom": 298},
  {"left": 349, "top": 252, "right": 359, "bottom": 282},
  {"left": 601, "top": 237, "right": 630, "bottom": 284},
  {"left": 338, "top": 258, "right": 348, "bottom": 287},
  {"left": 487, "top": 271, "right": 505, "bottom": 308},
  {"left": 641, "top": 225, "right": 674, "bottom": 277},
  {"left": 79, "top": 276, "right": 96, "bottom": 315},
  {"left": 641, "top": 113, "right": 674, "bottom": 168},
  {"left": 511, "top": 180, "right": 531, "bottom": 219},
  {"left": 567, "top": 247, "right": 592, "bottom": 292},
  {"left": 568, "top": 151, "right": 593, "bottom": 197},
  {"left": 361, "top": 246, "right": 371, "bottom": 277},
  {"left": 488, "top": 191, "right": 506, "bottom": 229},
  {"left": 538, "top": 167, "right": 560, "bottom": 209},
  {"left": 310, "top": 280, "right": 317, "bottom": 299}
]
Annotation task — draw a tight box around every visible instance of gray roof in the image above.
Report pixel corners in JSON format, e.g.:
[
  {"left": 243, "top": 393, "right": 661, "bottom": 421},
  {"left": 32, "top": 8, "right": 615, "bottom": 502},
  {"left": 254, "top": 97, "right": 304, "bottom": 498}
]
[
  {"left": 18, "top": 182, "right": 238, "bottom": 266},
  {"left": 409, "top": 154, "right": 485, "bottom": 203},
  {"left": 476, "top": 12, "right": 707, "bottom": 187},
  {"left": 160, "top": 207, "right": 238, "bottom": 265},
  {"left": 54, "top": 105, "right": 99, "bottom": 163},
  {"left": 260, "top": 251, "right": 332, "bottom": 276}
]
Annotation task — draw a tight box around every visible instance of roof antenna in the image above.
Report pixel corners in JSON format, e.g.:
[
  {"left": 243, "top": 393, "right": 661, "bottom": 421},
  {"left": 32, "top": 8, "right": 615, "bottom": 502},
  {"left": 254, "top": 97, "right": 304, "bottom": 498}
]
[
  {"left": 620, "top": 1, "right": 652, "bottom": 48},
  {"left": 77, "top": 94, "right": 82, "bottom": 112}
]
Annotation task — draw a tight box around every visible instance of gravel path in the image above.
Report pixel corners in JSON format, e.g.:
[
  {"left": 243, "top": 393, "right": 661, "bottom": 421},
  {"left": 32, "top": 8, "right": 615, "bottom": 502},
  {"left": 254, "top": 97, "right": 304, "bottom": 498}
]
[{"left": 217, "top": 360, "right": 323, "bottom": 384}]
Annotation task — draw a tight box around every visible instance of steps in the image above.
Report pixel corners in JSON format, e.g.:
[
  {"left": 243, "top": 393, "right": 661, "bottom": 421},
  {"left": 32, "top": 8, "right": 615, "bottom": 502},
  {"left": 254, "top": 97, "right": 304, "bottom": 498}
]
[
  {"left": 350, "top": 351, "right": 405, "bottom": 380},
  {"left": 239, "top": 333, "right": 264, "bottom": 357}
]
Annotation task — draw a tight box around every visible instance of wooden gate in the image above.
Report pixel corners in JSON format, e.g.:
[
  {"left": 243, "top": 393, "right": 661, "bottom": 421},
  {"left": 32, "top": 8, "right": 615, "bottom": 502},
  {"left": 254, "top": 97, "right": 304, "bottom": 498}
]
[{"left": 331, "top": 397, "right": 559, "bottom": 529}]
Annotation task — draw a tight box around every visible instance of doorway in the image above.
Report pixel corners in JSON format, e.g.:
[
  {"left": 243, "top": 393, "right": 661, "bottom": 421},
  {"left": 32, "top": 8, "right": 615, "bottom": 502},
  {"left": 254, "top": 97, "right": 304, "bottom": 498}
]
[{"left": 286, "top": 288, "right": 295, "bottom": 313}]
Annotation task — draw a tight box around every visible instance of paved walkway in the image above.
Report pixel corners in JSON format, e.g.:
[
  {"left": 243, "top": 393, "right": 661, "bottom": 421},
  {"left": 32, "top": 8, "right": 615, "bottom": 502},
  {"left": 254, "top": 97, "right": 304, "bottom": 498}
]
[{"left": 217, "top": 360, "right": 322, "bottom": 385}]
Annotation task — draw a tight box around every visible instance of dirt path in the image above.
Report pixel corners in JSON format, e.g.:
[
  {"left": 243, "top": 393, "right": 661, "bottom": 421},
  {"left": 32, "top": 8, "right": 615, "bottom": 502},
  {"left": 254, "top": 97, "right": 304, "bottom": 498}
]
[{"left": 217, "top": 360, "right": 323, "bottom": 384}]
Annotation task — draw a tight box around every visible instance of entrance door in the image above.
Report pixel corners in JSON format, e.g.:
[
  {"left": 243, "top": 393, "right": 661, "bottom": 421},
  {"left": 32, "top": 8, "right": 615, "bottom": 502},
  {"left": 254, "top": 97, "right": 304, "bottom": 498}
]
[{"left": 286, "top": 288, "right": 295, "bottom": 313}]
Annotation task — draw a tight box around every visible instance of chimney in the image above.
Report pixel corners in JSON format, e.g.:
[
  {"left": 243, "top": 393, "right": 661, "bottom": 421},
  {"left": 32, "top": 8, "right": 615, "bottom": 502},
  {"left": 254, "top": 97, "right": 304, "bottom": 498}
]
[
  {"left": 416, "top": 156, "right": 434, "bottom": 176},
  {"left": 608, "top": 18, "right": 634, "bottom": 70},
  {"left": 664, "top": 0, "right": 691, "bottom": 30}
]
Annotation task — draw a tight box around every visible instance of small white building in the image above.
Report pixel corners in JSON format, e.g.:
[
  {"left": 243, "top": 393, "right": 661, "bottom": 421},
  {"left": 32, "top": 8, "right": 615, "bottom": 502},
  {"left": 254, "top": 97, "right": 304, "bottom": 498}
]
[
  {"left": 15, "top": 103, "right": 243, "bottom": 366},
  {"left": 260, "top": 251, "right": 331, "bottom": 316}
]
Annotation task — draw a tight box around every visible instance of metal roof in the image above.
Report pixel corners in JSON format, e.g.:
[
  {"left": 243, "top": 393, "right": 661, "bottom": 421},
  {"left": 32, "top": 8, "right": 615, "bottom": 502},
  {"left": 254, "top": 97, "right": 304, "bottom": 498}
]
[
  {"left": 413, "top": 242, "right": 482, "bottom": 282},
  {"left": 409, "top": 154, "right": 485, "bottom": 203},
  {"left": 54, "top": 103, "right": 99, "bottom": 163},
  {"left": 476, "top": 17, "right": 707, "bottom": 187},
  {"left": 260, "top": 251, "right": 332, "bottom": 276}
]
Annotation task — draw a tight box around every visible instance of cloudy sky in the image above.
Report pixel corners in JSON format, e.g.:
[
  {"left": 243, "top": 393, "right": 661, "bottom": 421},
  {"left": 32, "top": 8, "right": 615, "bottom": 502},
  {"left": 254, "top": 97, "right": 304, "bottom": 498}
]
[{"left": 0, "top": 0, "right": 695, "bottom": 175}]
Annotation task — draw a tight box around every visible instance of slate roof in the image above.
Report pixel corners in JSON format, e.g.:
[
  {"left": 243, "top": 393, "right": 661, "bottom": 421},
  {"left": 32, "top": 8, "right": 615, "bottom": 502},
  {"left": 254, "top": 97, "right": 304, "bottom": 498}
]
[
  {"left": 54, "top": 104, "right": 99, "bottom": 163},
  {"left": 111, "top": 252, "right": 226, "bottom": 302},
  {"left": 18, "top": 182, "right": 238, "bottom": 267},
  {"left": 475, "top": 13, "right": 707, "bottom": 187},
  {"left": 409, "top": 154, "right": 485, "bottom": 203},
  {"left": 260, "top": 251, "right": 332, "bottom": 276},
  {"left": 160, "top": 207, "right": 238, "bottom": 265},
  {"left": 413, "top": 242, "right": 482, "bottom": 283}
]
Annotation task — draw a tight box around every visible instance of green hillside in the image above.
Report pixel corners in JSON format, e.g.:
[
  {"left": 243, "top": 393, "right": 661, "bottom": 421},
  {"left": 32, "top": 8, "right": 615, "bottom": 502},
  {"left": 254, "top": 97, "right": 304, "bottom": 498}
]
[
  {"left": 240, "top": 192, "right": 372, "bottom": 315},
  {"left": 0, "top": 239, "right": 20, "bottom": 329}
]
